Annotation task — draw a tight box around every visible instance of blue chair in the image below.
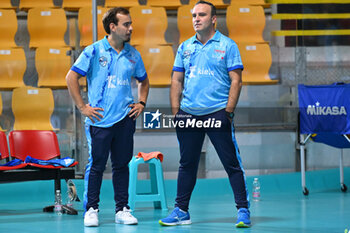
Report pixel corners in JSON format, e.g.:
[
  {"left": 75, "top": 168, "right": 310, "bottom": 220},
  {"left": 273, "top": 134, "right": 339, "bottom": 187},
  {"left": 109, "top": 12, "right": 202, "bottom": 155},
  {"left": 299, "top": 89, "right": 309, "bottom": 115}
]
[{"left": 128, "top": 155, "right": 167, "bottom": 210}]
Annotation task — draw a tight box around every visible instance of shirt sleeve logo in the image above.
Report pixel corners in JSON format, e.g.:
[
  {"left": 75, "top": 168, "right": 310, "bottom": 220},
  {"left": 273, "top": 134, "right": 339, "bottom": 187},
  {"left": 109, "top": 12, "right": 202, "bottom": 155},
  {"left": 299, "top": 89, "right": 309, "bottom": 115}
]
[
  {"left": 99, "top": 56, "right": 108, "bottom": 67},
  {"left": 183, "top": 50, "right": 191, "bottom": 59}
]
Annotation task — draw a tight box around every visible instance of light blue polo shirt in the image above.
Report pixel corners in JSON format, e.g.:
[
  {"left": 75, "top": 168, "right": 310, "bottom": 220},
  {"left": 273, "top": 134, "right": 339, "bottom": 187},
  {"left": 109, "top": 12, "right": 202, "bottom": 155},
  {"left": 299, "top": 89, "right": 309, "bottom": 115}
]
[
  {"left": 71, "top": 36, "right": 147, "bottom": 127},
  {"left": 173, "top": 31, "right": 243, "bottom": 116}
]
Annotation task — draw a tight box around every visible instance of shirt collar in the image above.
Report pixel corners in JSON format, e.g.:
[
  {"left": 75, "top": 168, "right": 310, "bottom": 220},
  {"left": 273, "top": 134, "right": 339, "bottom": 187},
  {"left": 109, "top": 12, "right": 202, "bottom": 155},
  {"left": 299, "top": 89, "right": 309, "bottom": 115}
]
[
  {"left": 191, "top": 30, "right": 221, "bottom": 44},
  {"left": 102, "top": 36, "right": 111, "bottom": 50},
  {"left": 102, "top": 36, "right": 130, "bottom": 54},
  {"left": 211, "top": 31, "right": 221, "bottom": 42}
]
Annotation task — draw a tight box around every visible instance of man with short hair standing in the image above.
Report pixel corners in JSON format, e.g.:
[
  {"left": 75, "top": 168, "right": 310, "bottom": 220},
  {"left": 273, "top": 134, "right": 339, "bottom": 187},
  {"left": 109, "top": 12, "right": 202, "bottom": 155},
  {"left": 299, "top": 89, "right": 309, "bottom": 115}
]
[
  {"left": 159, "top": 1, "right": 250, "bottom": 228},
  {"left": 66, "top": 7, "right": 149, "bottom": 227}
]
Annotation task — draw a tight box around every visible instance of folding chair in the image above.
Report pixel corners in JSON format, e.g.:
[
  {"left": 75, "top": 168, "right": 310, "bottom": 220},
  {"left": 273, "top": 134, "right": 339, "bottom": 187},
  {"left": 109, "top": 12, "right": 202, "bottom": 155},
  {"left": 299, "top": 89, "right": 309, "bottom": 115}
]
[
  {"left": 36, "top": 47, "right": 71, "bottom": 89},
  {"left": 27, "top": 8, "right": 67, "bottom": 48},
  {"left": 0, "top": 0, "right": 15, "bottom": 9},
  {"left": 136, "top": 45, "right": 173, "bottom": 87},
  {"left": 227, "top": 4, "right": 266, "bottom": 44},
  {"left": 188, "top": 0, "right": 228, "bottom": 9},
  {"left": 147, "top": 0, "right": 181, "bottom": 9},
  {"left": 0, "top": 48, "right": 26, "bottom": 90},
  {"left": 62, "top": 0, "right": 92, "bottom": 11},
  {"left": 231, "top": 0, "right": 267, "bottom": 6},
  {"left": 237, "top": 43, "right": 278, "bottom": 85},
  {"left": 177, "top": 5, "right": 195, "bottom": 44},
  {"left": 0, "top": 131, "right": 9, "bottom": 161},
  {"left": 0, "top": 9, "right": 17, "bottom": 48},
  {"left": 12, "top": 87, "right": 56, "bottom": 131},
  {"left": 78, "top": 7, "right": 109, "bottom": 47},
  {"left": 0, "top": 131, "right": 27, "bottom": 170},
  {"left": 19, "top": 0, "right": 56, "bottom": 11},
  {"left": 129, "top": 6, "right": 168, "bottom": 46},
  {"left": 0, "top": 93, "right": 4, "bottom": 132},
  {"left": 104, "top": 0, "right": 140, "bottom": 8}
]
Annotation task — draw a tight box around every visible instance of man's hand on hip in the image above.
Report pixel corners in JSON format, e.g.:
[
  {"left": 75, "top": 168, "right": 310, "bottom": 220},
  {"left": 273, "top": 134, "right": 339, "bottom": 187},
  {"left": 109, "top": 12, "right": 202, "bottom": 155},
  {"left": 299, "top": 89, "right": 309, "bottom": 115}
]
[
  {"left": 128, "top": 103, "right": 145, "bottom": 120},
  {"left": 80, "top": 104, "right": 104, "bottom": 123}
]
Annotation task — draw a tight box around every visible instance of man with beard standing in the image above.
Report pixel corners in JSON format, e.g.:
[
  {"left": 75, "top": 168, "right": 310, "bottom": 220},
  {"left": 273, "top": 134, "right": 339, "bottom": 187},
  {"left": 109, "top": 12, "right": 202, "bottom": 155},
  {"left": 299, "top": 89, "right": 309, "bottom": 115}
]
[{"left": 66, "top": 7, "right": 149, "bottom": 227}]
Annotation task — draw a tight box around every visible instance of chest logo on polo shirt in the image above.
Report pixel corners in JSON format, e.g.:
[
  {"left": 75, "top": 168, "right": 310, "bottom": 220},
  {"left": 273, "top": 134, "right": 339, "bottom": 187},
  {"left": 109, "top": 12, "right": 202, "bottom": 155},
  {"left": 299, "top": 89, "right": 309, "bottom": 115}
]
[
  {"left": 189, "top": 66, "right": 197, "bottom": 78},
  {"left": 108, "top": 75, "right": 117, "bottom": 88},
  {"left": 214, "top": 49, "right": 225, "bottom": 54},
  {"left": 188, "top": 65, "right": 215, "bottom": 79},
  {"left": 213, "top": 49, "right": 225, "bottom": 60},
  {"left": 99, "top": 56, "right": 108, "bottom": 67},
  {"left": 108, "top": 75, "right": 129, "bottom": 88},
  {"left": 117, "top": 79, "right": 129, "bottom": 86},
  {"left": 198, "top": 68, "right": 214, "bottom": 76}
]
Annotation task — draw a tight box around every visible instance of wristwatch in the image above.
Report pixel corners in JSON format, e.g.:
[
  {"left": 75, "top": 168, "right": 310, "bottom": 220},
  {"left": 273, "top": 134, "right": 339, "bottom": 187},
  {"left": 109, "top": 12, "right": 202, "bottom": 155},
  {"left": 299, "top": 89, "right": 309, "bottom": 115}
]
[
  {"left": 139, "top": 101, "right": 146, "bottom": 107},
  {"left": 225, "top": 111, "right": 234, "bottom": 119}
]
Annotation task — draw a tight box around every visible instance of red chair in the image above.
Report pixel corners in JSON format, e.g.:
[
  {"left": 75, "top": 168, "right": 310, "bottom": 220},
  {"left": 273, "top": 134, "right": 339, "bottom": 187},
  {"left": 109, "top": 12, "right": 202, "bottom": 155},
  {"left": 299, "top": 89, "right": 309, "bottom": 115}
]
[
  {"left": 0, "top": 131, "right": 9, "bottom": 160},
  {"left": 0, "top": 130, "right": 78, "bottom": 214},
  {"left": 0, "top": 131, "right": 27, "bottom": 170},
  {"left": 9, "top": 130, "right": 77, "bottom": 168},
  {"left": 0, "top": 131, "right": 9, "bottom": 159}
]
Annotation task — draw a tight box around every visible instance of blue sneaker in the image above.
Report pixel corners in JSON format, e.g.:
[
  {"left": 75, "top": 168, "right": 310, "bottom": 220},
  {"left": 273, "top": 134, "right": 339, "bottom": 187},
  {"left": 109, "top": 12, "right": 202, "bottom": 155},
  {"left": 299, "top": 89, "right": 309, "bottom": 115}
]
[
  {"left": 159, "top": 207, "right": 192, "bottom": 226},
  {"left": 235, "top": 208, "right": 251, "bottom": 228}
]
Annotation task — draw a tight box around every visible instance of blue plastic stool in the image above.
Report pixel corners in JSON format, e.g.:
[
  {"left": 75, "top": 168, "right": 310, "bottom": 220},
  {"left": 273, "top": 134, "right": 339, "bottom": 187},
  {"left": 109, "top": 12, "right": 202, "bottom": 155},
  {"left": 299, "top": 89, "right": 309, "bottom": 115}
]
[{"left": 128, "top": 156, "right": 168, "bottom": 210}]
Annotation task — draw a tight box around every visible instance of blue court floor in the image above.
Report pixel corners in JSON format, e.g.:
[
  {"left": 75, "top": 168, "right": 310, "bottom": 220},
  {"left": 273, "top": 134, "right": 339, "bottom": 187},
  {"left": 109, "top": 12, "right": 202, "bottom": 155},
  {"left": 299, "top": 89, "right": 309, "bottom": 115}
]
[{"left": 0, "top": 168, "right": 349, "bottom": 233}]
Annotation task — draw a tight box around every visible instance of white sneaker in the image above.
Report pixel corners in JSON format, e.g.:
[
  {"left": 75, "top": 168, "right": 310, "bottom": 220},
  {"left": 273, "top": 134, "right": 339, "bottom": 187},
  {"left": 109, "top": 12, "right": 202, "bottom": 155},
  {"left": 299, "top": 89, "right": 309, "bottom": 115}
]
[
  {"left": 115, "top": 207, "right": 138, "bottom": 225},
  {"left": 84, "top": 207, "right": 99, "bottom": 227}
]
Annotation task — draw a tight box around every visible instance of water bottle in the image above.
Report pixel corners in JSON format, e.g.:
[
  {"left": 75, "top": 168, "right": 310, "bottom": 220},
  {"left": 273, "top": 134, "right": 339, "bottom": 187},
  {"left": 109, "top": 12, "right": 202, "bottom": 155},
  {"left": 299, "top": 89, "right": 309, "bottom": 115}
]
[
  {"left": 252, "top": 178, "right": 261, "bottom": 202},
  {"left": 66, "top": 190, "right": 73, "bottom": 208},
  {"left": 66, "top": 179, "right": 76, "bottom": 208},
  {"left": 54, "top": 190, "right": 63, "bottom": 215}
]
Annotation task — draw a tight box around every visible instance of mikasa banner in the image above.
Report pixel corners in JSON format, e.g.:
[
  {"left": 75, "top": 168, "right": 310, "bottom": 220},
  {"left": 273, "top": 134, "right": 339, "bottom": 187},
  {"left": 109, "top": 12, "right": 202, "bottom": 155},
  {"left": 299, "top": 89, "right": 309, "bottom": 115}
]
[{"left": 298, "top": 83, "right": 350, "bottom": 134}]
